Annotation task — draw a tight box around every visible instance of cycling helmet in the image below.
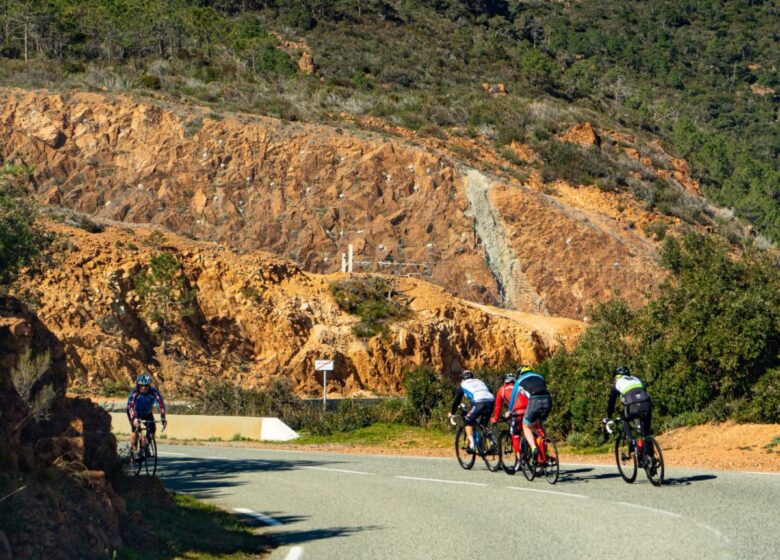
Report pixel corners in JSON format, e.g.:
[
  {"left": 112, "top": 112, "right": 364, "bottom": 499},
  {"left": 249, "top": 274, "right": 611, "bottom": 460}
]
[
  {"left": 614, "top": 366, "right": 630, "bottom": 377},
  {"left": 517, "top": 365, "right": 533, "bottom": 375},
  {"left": 136, "top": 374, "right": 152, "bottom": 386},
  {"left": 461, "top": 370, "right": 474, "bottom": 380},
  {"left": 503, "top": 372, "right": 517, "bottom": 384}
]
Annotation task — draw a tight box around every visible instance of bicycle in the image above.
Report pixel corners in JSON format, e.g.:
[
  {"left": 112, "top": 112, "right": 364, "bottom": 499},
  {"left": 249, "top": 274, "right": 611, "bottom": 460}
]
[
  {"left": 450, "top": 404, "right": 501, "bottom": 472},
  {"left": 605, "top": 418, "right": 664, "bottom": 486},
  {"left": 129, "top": 419, "right": 158, "bottom": 477},
  {"left": 498, "top": 416, "right": 558, "bottom": 484}
]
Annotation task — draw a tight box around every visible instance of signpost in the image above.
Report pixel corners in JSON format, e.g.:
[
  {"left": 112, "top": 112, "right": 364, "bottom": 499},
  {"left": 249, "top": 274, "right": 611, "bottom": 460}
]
[{"left": 315, "top": 360, "right": 335, "bottom": 411}]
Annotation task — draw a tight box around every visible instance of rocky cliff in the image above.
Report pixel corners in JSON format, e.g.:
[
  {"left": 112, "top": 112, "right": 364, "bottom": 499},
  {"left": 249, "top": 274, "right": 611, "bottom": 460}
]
[
  {"left": 0, "top": 88, "right": 700, "bottom": 319},
  {"left": 14, "top": 220, "right": 585, "bottom": 396}
]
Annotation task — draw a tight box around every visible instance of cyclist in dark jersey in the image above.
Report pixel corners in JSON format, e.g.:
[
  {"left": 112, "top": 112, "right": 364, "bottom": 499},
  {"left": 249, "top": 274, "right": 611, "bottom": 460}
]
[
  {"left": 604, "top": 366, "right": 652, "bottom": 447},
  {"left": 508, "top": 366, "right": 552, "bottom": 462},
  {"left": 127, "top": 373, "right": 167, "bottom": 460}
]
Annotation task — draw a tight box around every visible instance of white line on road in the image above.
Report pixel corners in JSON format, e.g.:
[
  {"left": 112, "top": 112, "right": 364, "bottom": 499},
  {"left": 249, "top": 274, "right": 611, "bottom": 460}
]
[
  {"left": 743, "top": 471, "right": 780, "bottom": 476},
  {"left": 285, "top": 545, "right": 304, "bottom": 560},
  {"left": 206, "top": 456, "right": 231, "bottom": 460},
  {"left": 693, "top": 521, "right": 730, "bottom": 543},
  {"left": 396, "top": 476, "right": 488, "bottom": 487},
  {"left": 157, "top": 451, "right": 187, "bottom": 456},
  {"left": 615, "top": 502, "right": 681, "bottom": 518},
  {"left": 302, "top": 466, "right": 373, "bottom": 475},
  {"left": 233, "top": 507, "right": 282, "bottom": 526},
  {"left": 506, "top": 487, "right": 589, "bottom": 499}
]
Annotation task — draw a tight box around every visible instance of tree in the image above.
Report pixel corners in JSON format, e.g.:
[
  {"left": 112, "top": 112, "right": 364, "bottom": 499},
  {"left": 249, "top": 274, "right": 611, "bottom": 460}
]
[{"left": 133, "top": 251, "right": 196, "bottom": 352}]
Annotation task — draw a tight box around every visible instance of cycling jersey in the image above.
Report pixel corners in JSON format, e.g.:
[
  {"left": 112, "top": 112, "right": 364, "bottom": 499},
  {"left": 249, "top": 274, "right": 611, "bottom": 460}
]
[
  {"left": 491, "top": 383, "right": 527, "bottom": 422},
  {"left": 607, "top": 375, "right": 649, "bottom": 417},
  {"left": 450, "top": 378, "right": 494, "bottom": 415},
  {"left": 127, "top": 386, "right": 167, "bottom": 421},
  {"left": 508, "top": 371, "right": 550, "bottom": 411}
]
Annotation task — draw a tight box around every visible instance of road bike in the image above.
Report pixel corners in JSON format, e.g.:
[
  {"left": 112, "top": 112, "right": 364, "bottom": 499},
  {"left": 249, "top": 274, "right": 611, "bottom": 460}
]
[
  {"left": 498, "top": 416, "right": 558, "bottom": 483},
  {"left": 129, "top": 419, "right": 158, "bottom": 476},
  {"left": 451, "top": 404, "right": 501, "bottom": 472},
  {"left": 605, "top": 418, "right": 664, "bottom": 486}
]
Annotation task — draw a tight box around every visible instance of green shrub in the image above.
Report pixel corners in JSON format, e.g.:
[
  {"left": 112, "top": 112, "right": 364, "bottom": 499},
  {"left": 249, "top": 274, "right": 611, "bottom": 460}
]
[{"left": 330, "top": 275, "right": 412, "bottom": 338}]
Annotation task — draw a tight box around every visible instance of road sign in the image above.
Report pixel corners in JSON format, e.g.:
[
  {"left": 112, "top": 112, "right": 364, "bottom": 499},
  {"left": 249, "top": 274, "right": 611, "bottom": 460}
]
[{"left": 315, "top": 360, "right": 334, "bottom": 371}]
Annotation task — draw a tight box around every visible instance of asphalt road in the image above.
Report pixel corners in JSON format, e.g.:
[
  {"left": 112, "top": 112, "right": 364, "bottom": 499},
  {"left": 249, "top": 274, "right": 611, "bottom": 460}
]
[{"left": 156, "top": 445, "right": 780, "bottom": 560}]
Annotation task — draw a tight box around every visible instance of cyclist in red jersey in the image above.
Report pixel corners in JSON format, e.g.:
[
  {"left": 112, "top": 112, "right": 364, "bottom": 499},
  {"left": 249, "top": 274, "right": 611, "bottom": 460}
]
[{"left": 490, "top": 372, "right": 528, "bottom": 471}]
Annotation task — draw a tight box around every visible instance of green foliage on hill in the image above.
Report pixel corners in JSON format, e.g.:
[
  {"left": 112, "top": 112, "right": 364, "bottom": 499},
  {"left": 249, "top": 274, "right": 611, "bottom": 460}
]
[
  {"left": 542, "top": 231, "right": 780, "bottom": 438},
  {"left": 330, "top": 275, "right": 411, "bottom": 338},
  {"left": 0, "top": 1, "right": 776, "bottom": 240}
]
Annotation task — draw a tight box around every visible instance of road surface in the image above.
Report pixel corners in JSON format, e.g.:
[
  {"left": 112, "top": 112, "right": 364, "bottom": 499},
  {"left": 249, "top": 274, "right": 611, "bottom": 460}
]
[{"left": 156, "top": 445, "right": 780, "bottom": 560}]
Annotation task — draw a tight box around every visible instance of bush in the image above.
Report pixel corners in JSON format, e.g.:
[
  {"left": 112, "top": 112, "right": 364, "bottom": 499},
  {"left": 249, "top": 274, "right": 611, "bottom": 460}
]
[
  {"left": 401, "top": 365, "right": 450, "bottom": 426},
  {"left": 330, "top": 275, "right": 411, "bottom": 338}
]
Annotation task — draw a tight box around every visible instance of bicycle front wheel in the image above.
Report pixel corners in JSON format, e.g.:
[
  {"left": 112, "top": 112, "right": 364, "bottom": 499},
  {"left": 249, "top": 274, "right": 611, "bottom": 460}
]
[
  {"left": 520, "top": 439, "right": 535, "bottom": 481},
  {"left": 615, "top": 433, "right": 637, "bottom": 483},
  {"left": 480, "top": 427, "right": 501, "bottom": 472},
  {"left": 542, "top": 436, "right": 559, "bottom": 485},
  {"left": 455, "top": 426, "right": 476, "bottom": 470},
  {"left": 145, "top": 436, "right": 158, "bottom": 477},
  {"left": 498, "top": 430, "right": 517, "bottom": 475},
  {"left": 644, "top": 437, "right": 664, "bottom": 487}
]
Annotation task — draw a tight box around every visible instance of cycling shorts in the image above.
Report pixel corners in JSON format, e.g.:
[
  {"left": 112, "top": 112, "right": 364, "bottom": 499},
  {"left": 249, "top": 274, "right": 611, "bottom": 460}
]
[
  {"left": 464, "top": 401, "right": 493, "bottom": 426},
  {"left": 523, "top": 394, "right": 552, "bottom": 426}
]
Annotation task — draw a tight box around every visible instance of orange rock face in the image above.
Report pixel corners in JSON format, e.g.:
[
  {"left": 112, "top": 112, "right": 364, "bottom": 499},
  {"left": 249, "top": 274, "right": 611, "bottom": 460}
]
[{"left": 17, "top": 221, "right": 585, "bottom": 396}]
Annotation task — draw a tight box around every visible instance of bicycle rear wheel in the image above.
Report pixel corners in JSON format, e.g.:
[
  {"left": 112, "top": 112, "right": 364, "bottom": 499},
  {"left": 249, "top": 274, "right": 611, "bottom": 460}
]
[
  {"left": 498, "top": 430, "right": 517, "bottom": 475},
  {"left": 643, "top": 437, "right": 664, "bottom": 486},
  {"left": 520, "top": 439, "right": 535, "bottom": 481},
  {"left": 542, "top": 436, "right": 559, "bottom": 485},
  {"left": 479, "top": 427, "right": 501, "bottom": 472},
  {"left": 455, "top": 426, "right": 476, "bottom": 470},
  {"left": 145, "top": 436, "right": 158, "bottom": 477},
  {"left": 615, "top": 433, "right": 637, "bottom": 483}
]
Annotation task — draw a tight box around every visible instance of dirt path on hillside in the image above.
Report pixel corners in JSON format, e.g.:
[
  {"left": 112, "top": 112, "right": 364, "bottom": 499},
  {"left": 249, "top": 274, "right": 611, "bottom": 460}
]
[{"left": 170, "top": 421, "right": 780, "bottom": 473}]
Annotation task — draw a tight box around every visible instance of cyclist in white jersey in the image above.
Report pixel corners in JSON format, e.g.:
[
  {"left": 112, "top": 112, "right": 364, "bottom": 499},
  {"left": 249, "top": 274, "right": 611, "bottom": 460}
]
[{"left": 448, "top": 370, "right": 495, "bottom": 453}]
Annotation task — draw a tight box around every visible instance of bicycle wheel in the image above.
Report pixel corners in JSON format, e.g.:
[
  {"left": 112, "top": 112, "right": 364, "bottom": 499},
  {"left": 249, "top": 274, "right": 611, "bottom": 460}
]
[
  {"left": 520, "top": 439, "right": 535, "bottom": 481},
  {"left": 643, "top": 437, "right": 664, "bottom": 487},
  {"left": 455, "top": 426, "right": 476, "bottom": 470},
  {"left": 615, "top": 432, "right": 637, "bottom": 483},
  {"left": 145, "top": 436, "right": 158, "bottom": 477},
  {"left": 480, "top": 427, "right": 501, "bottom": 472},
  {"left": 498, "top": 430, "right": 517, "bottom": 475},
  {"left": 542, "top": 436, "right": 559, "bottom": 485}
]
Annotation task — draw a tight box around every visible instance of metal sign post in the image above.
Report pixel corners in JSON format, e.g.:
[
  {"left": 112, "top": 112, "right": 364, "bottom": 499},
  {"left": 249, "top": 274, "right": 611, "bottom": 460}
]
[{"left": 315, "top": 360, "right": 335, "bottom": 411}]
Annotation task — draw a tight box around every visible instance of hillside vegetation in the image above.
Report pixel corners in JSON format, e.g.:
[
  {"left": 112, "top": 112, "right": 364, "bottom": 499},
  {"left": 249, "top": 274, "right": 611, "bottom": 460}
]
[{"left": 0, "top": 0, "right": 777, "bottom": 240}]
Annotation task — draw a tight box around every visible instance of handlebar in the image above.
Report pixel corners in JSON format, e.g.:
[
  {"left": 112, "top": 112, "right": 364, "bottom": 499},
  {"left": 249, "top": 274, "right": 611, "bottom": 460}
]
[{"left": 604, "top": 419, "right": 617, "bottom": 435}]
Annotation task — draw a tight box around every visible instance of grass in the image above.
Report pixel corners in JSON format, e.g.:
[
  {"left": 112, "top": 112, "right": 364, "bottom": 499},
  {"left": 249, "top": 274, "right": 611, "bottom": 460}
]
[
  {"left": 293, "top": 422, "right": 452, "bottom": 449},
  {"left": 766, "top": 436, "right": 780, "bottom": 450},
  {"left": 117, "top": 491, "right": 271, "bottom": 559}
]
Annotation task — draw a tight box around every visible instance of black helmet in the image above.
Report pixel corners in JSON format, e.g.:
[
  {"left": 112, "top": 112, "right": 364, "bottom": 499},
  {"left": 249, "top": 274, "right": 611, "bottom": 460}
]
[
  {"left": 614, "top": 366, "right": 630, "bottom": 377},
  {"left": 461, "top": 370, "right": 474, "bottom": 380},
  {"left": 503, "top": 372, "right": 517, "bottom": 384}
]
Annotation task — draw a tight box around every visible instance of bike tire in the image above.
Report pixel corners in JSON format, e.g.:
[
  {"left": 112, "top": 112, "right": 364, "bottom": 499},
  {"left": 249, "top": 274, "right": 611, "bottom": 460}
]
[
  {"left": 643, "top": 436, "right": 664, "bottom": 487},
  {"left": 543, "top": 436, "right": 560, "bottom": 485},
  {"left": 498, "top": 430, "right": 517, "bottom": 475},
  {"left": 520, "top": 439, "right": 535, "bottom": 481},
  {"left": 145, "top": 436, "right": 158, "bottom": 477},
  {"left": 455, "top": 426, "right": 476, "bottom": 470},
  {"left": 615, "top": 432, "right": 637, "bottom": 483},
  {"left": 480, "top": 427, "right": 501, "bottom": 472}
]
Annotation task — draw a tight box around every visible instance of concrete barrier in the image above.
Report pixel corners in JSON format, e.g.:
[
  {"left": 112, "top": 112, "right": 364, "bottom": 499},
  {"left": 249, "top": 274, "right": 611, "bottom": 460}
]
[{"left": 110, "top": 413, "right": 298, "bottom": 441}]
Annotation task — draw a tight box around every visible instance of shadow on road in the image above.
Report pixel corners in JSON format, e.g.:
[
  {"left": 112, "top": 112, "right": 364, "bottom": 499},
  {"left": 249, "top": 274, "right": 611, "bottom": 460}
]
[
  {"left": 270, "top": 525, "right": 382, "bottom": 547},
  {"left": 554, "top": 467, "right": 621, "bottom": 483},
  {"left": 663, "top": 474, "right": 717, "bottom": 486},
  {"left": 157, "top": 456, "right": 359, "bottom": 497}
]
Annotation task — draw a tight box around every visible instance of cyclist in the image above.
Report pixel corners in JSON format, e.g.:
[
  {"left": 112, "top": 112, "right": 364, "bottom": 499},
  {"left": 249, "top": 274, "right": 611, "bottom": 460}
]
[
  {"left": 509, "top": 366, "right": 552, "bottom": 463},
  {"left": 448, "top": 370, "right": 494, "bottom": 454},
  {"left": 127, "top": 373, "right": 167, "bottom": 461},
  {"left": 490, "top": 371, "right": 527, "bottom": 469},
  {"left": 603, "top": 366, "right": 652, "bottom": 460}
]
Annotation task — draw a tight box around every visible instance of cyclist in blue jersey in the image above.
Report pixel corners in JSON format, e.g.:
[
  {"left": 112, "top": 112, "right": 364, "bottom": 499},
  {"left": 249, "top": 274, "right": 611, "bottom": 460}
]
[
  {"left": 127, "top": 374, "right": 167, "bottom": 461},
  {"left": 508, "top": 366, "right": 552, "bottom": 463},
  {"left": 448, "top": 370, "right": 494, "bottom": 454}
]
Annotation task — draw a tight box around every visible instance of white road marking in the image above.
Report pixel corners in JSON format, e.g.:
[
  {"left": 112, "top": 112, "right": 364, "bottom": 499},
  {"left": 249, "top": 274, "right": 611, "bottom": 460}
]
[
  {"left": 743, "top": 471, "right": 780, "bottom": 476},
  {"left": 302, "top": 466, "right": 372, "bottom": 475},
  {"left": 506, "top": 486, "right": 589, "bottom": 499},
  {"left": 285, "top": 545, "right": 305, "bottom": 560},
  {"left": 157, "top": 451, "right": 187, "bottom": 456},
  {"left": 693, "top": 521, "right": 731, "bottom": 543},
  {"left": 206, "top": 456, "right": 230, "bottom": 460},
  {"left": 615, "top": 502, "right": 681, "bottom": 518},
  {"left": 233, "top": 507, "right": 282, "bottom": 526},
  {"left": 396, "top": 476, "right": 487, "bottom": 487}
]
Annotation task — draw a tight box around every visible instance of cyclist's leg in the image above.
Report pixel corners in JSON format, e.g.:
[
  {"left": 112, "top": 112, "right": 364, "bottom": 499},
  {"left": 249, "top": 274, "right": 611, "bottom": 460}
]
[
  {"left": 510, "top": 415, "right": 522, "bottom": 458},
  {"left": 128, "top": 410, "right": 140, "bottom": 453},
  {"left": 463, "top": 405, "right": 479, "bottom": 450}
]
